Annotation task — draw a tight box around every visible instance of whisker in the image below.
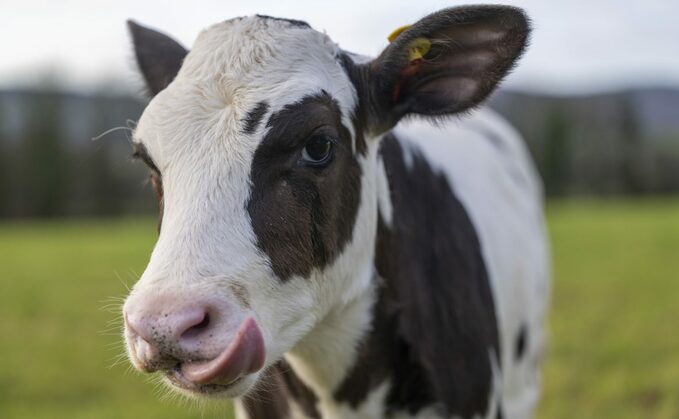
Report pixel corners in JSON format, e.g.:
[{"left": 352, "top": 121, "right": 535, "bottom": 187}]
[{"left": 91, "top": 126, "right": 133, "bottom": 142}]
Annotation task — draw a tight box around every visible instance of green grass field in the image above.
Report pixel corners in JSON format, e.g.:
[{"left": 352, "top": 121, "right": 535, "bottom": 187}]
[{"left": 1, "top": 199, "right": 678, "bottom": 418}]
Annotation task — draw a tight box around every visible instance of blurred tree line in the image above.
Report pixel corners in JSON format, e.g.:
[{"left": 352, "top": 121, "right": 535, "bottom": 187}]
[
  {"left": 0, "top": 89, "right": 154, "bottom": 218},
  {"left": 0, "top": 87, "right": 678, "bottom": 219},
  {"left": 491, "top": 88, "right": 679, "bottom": 196}
]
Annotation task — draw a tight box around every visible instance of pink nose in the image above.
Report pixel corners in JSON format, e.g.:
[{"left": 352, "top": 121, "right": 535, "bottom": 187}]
[
  {"left": 123, "top": 296, "right": 266, "bottom": 387},
  {"left": 125, "top": 306, "right": 212, "bottom": 360}
]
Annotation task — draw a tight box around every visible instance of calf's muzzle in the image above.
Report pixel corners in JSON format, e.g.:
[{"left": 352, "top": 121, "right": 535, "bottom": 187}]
[{"left": 123, "top": 291, "right": 265, "bottom": 388}]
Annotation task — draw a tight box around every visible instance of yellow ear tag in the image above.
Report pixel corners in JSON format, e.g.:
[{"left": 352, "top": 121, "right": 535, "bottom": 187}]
[
  {"left": 387, "top": 24, "right": 412, "bottom": 42},
  {"left": 407, "top": 37, "right": 431, "bottom": 61},
  {"left": 387, "top": 25, "right": 431, "bottom": 62}
]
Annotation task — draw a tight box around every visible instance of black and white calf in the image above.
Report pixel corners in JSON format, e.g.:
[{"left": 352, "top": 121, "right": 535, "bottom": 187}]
[{"left": 122, "top": 6, "right": 549, "bottom": 419}]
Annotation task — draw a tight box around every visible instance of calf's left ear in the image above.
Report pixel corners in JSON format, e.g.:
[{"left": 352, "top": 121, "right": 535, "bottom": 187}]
[{"left": 365, "top": 5, "right": 530, "bottom": 131}]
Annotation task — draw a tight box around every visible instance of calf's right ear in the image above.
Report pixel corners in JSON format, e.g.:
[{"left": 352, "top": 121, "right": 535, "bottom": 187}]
[
  {"left": 127, "top": 20, "right": 188, "bottom": 96},
  {"left": 362, "top": 5, "right": 530, "bottom": 132}
]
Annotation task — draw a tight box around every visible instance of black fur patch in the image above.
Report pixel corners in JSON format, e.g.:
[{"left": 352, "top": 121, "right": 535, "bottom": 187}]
[
  {"left": 334, "top": 278, "right": 434, "bottom": 413},
  {"left": 247, "top": 92, "right": 362, "bottom": 280},
  {"left": 497, "top": 406, "right": 505, "bottom": 419},
  {"left": 242, "top": 361, "right": 320, "bottom": 419},
  {"left": 278, "top": 360, "right": 321, "bottom": 418},
  {"left": 515, "top": 324, "right": 528, "bottom": 361},
  {"left": 256, "top": 14, "right": 311, "bottom": 29},
  {"left": 241, "top": 365, "right": 291, "bottom": 418},
  {"left": 242, "top": 102, "right": 270, "bottom": 134},
  {"left": 335, "top": 135, "right": 500, "bottom": 417}
]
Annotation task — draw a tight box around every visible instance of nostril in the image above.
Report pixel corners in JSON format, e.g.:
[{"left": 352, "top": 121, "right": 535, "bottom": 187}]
[{"left": 180, "top": 312, "right": 211, "bottom": 340}]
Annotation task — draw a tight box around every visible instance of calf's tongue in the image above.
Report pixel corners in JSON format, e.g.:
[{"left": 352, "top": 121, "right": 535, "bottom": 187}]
[{"left": 181, "top": 317, "right": 265, "bottom": 385}]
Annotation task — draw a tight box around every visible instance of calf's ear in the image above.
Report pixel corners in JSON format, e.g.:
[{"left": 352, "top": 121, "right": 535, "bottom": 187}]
[
  {"left": 127, "top": 20, "right": 188, "bottom": 96},
  {"left": 365, "top": 5, "right": 530, "bottom": 131}
]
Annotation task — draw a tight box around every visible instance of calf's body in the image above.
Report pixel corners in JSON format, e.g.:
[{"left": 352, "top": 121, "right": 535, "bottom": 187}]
[
  {"left": 237, "top": 110, "right": 548, "bottom": 419},
  {"left": 121, "top": 8, "right": 548, "bottom": 419}
]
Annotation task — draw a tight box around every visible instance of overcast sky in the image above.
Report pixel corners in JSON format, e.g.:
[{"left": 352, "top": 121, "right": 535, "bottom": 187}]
[{"left": 2, "top": 0, "right": 678, "bottom": 95}]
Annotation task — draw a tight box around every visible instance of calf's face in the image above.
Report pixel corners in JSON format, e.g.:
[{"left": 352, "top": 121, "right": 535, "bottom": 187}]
[
  {"left": 122, "top": 8, "right": 529, "bottom": 399},
  {"left": 123, "top": 16, "right": 369, "bottom": 398}
]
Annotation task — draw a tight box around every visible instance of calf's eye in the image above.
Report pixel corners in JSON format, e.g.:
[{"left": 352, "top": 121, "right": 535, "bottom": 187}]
[{"left": 301, "top": 135, "right": 335, "bottom": 166}]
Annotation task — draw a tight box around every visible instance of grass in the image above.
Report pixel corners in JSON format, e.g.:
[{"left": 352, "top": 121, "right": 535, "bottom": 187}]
[
  {"left": 0, "top": 219, "right": 226, "bottom": 418},
  {"left": 540, "top": 199, "right": 679, "bottom": 419},
  {"left": 1, "top": 199, "right": 678, "bottom": 418}
]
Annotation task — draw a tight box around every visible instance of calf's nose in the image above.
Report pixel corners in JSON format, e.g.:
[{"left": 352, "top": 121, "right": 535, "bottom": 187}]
[
  {"left": 125, "top": 306, "right": 212, "bottom": 363},
  {"left": 123, "top": 293, "right": 266, "bottom": 386},
  {"left": 125, "top": 307, "right": 210, "bottom": 352}
]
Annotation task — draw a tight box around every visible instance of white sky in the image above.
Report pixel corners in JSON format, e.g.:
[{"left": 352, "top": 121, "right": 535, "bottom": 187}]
[{"left": 2, "top": 0, "right": 678, "bottom": 95}]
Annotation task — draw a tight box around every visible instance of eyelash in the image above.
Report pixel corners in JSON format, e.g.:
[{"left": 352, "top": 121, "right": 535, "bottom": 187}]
[{"left": 131, "top": 145, "right": 160, "bottom": 173}]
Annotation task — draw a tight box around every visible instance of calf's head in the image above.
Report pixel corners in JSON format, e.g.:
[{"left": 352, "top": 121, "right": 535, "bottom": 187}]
[{"left": 122, "top": 6, "right": 529, "bottom": 398}]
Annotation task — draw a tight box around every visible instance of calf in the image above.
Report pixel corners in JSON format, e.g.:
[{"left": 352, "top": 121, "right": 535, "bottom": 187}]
[{"left": 122, "top": 6, "right": 549, "bottom": 419}]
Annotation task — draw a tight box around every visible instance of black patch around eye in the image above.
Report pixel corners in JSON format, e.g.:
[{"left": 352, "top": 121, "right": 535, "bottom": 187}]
[
  {"left": 247, "top": 92, "right": 362, "bottom": 281},
  {"left": 242, "top": 102, "right": 270, "bottom": 134}
]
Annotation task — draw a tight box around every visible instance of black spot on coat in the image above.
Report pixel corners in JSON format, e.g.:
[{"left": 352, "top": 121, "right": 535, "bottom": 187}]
[
  {"left": 242, "top": 102, "right": 269, "bottom": 134},
  {"left": 335, "top": 135, "right": 500, "bottom": 417},
  {"left": 241, "top": 365, "right": 290, "bottom": 419},
  {"left": 241, "top": 360, "right": 320, "bottom": 419},
  {"left": 515, "top": 324, "right": 528, "bottom": 361}
]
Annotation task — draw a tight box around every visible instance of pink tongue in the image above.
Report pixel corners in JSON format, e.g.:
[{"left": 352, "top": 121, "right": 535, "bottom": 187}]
[{"left": 181, "top": 317, "right": 265, "bottom": 385}]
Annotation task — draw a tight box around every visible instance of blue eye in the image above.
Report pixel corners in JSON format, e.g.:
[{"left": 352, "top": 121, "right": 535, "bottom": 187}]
[{"left": 301, "top": 135, "right": 334, "bottom": 166}]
